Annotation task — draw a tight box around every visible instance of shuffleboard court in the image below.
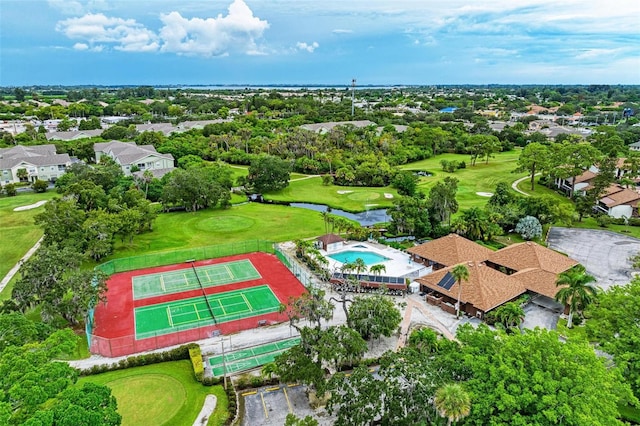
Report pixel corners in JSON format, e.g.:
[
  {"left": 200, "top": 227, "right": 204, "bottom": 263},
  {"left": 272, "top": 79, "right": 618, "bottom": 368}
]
[
  {"left": 132, "top": 259, "right": 261, "bottom": 300},
  {"left": 209, "top": 337, "right": 301, "bottom": 377},
  {"left": 134, "top": 285, "right": 279, "bottom": 339}
]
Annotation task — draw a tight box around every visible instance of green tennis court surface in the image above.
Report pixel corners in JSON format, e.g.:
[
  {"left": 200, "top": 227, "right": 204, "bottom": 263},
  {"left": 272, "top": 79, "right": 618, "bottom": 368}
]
[
  {"left": 134, "top": 285, "right": 279, "bottom": 339},
  {"left": 132, "top": 259, "right": 261, "bottom": 300},
  {"left": 209, "top": 337, "right": 301, "bottom": 377}
]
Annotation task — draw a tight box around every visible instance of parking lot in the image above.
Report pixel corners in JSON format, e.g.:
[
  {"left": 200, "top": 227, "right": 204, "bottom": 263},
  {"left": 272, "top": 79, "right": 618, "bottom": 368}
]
[
  {"left": 241, "top": 384, "right": 334, "bottom": 426},
  {"left": 547, "top": 227, "right": 640, "bottom": 290}
]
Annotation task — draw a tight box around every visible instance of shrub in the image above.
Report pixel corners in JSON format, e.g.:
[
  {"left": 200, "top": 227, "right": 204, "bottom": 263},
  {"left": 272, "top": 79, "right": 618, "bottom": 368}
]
[
  {"left": 78, "top": 343, "right": 198, "bottom": 376},
  {"left": 596, "top": 215, "right": 610, "bottom": 228},
  {"left": 189, "top": 346, "right": 204, "bottom": 382},
  {"left": 31, "top": 179, "right": 48, "bottom": 193},
  {"left": 3, "top": 183, "right": 17, "bottom": 196}
]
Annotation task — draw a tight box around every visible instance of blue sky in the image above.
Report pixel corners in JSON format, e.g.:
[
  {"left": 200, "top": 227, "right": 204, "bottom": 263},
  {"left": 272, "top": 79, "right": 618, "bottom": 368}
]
[{"left": 1, "top": 0, "right": 639, "bottom": 86}]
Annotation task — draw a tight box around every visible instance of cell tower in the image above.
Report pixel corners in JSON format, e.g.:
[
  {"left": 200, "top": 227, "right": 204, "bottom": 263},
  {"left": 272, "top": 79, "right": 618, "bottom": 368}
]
[{"left": 351, "top": 78, "right": 356, "bottom": 117}]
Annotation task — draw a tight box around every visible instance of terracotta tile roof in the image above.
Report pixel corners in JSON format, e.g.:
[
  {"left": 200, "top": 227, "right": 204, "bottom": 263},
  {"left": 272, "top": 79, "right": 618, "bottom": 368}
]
[
  {"left": 407, "top": 234, "right": 493, "bottom": 266},
  {"left": 600, "top": 188, "right": 640, "bottom": 207},
  {"left": 511, "top": 268, "right": 562, "bottom": 299},
  {"left": 486, "top": 241, "right": 578, "bottom": 275},
  {"left": 571, "top": 170, "right": 597, "bottom": 184},
  {"left": 317, "top": 234, "right": 344, "bottom": 245},
  {"left": 416, "top": 261, "right": 525, "bottom": 312}
]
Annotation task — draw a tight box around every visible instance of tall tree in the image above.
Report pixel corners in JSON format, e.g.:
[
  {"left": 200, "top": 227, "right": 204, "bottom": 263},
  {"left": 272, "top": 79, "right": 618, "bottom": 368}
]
[
  {"left": 428, "top": 176, "right": 459, "bottom": 225},
  {"left": 455, "top": 324, "right": 634, "bottom": 425},
  {"left": 247, "top": 154, "right": 291, "bottom": 193},
  {"left": 434, "top": 383, "right": 471, "bottom": 426},
  {"left": 451, "top": 264, "right": 469, "bottom": 318},
  {"left": 586, "top": 277, "right": 640, "bottom": 398},
  {"left": 12, "top": 245, "right": 108, "bottom": 325},
  {"left": 554, "top": 142, "right": 602, "bottom": 197},
  {"left": 555, "top": 268, "right": 599, "bottom": 328},
  {"left": 347, "top": 295, "right": 402, "bottom": 340},
  {"left": 515, "top": 142, "right": 549, "bottom": 191}
]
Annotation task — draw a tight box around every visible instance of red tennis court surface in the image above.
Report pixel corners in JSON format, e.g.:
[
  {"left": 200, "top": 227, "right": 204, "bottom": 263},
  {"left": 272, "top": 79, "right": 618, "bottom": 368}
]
[{"left": 91, "top": 252, "right": 306, "bottom": 357}]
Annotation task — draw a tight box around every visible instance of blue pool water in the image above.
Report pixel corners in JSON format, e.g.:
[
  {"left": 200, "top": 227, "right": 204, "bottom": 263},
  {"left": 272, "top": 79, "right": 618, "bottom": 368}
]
[{"left": 328, "top": 250, "right": 390, "bottom": 265}]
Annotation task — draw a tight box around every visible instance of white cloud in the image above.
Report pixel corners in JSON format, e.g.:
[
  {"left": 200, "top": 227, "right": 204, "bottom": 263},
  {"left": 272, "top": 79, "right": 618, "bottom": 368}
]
[
  {"left": 48, "top": 0, "right": 108, "bottom": 15},
  {"left": 73, "top": 42, "right": 89, "bottom": 51},
  {"left": 296, "top": 41, "right": 319, "bottom": 53},
  {"left": 332, "top": 29, "right": 353, "bottom": 34},
  {"left": 158, "top": 0, "right": 269, "bottom": 56},
  {"left": 56, "top": 13, "right": 159, "bottom": 52}
]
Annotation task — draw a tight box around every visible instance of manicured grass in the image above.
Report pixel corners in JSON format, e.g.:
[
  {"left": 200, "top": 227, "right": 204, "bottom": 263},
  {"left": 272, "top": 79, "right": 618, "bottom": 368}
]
[
  {"left": 0, "top": 192, "right": 56, "bottom": 285},
  {"left": 515, "top": 179, "right": 574, "bottom": 206},
  {"left": 78, "top": 360, "right": 228, "bottom": 426},
  {"left": 556, "top": 318, "right": 590, "bottom": 342},
  {"left": 570, "top": 217, "right": 640, "bottom": 240},
  {"left": 266, "top": 176, "right": 399, "bottom": 212},
  {"left": 399, "top": 150, "right": 527, "bottom": 210},
  {"left": 111, "top": 203, "right": 325, "bottom": 258}
]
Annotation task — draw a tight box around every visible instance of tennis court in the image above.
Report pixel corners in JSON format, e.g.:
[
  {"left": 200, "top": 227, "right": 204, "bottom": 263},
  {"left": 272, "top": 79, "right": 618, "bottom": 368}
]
[
  {"left": 134, "top": 285, "right": 280, "bottom": 339},
  {"left": 132, "top": 259, "right": 261, "bottom": 300},
  {"left": 209, "top": 337, "right": 300, "bottom": 377}
]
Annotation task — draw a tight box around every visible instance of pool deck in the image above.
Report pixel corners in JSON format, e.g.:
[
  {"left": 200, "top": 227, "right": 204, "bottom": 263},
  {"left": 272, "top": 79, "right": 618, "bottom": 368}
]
[{"left": 321, "top": 240, "right": 429, "bottom": 279}]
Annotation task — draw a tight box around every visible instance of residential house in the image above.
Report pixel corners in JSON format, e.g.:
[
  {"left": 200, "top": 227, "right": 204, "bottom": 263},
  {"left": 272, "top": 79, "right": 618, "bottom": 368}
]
[
  {"left": 412, "top": 235, "right": 578, "bottom": 319},
  {"left": 629, "top": 141, "right": 640, "bottom": 152},
  {"left": 554, "top": 170, "right": 597, "bottom": 196},
  {"left": 0, "top": 144, "right": 72, "bottom": 184},
  {"left": 94, "top": 141, "right": 174, "bottom": 177},
  {"left": 46, "top": 129, "right": 103, "bottom": 141},
  {"left": 594, "top": 184, "right": 640, "bottom": 218}
]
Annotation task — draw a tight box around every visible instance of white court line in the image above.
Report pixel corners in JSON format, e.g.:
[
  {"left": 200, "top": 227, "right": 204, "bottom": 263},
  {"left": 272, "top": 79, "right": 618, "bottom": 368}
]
[{"left": 167, "top": 307, "right": 173, "bottom": 327}]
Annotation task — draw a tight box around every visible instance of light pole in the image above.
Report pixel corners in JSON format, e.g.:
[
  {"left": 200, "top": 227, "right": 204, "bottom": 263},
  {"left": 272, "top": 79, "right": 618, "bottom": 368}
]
[{"left": 214, "top": 337, "right": 231, "bottom": 389}]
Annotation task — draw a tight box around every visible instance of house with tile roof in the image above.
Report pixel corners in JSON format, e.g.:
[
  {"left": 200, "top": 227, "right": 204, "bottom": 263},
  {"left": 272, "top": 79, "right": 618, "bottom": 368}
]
[
  {"left": 406, "top": 233, "right": 492, "bottom": 271},
  {"left": 0, "top": 144, "right": 72, "bottom": 185},
  {"left": 94, "top": 141, "right": 174, "bottom": 177},
  {"left": 595, "top": 185, "right": 640, "bottom": 218},
  {"left": 412, "top": 235, "right": 578, "bottom": 319}
]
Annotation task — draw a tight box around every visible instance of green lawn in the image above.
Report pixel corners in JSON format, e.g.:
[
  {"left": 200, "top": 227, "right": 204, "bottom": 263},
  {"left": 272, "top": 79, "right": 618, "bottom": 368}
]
[
  {"left": 0, "top": 192, "right": 57, "bottom": 292},
  {"left": 266, "top": 176, "right": 399, "bottom": 212},
  {"left": 111, "top": 203, "right": 325, "bottom": 258},
  {"left": 515, "top": 179, "right": 574, "bottom": 206},
  {"left": 399, "top": 150, "right": 527, "bottom": 210},
  {"left": 78, "top": 360, "right": 228, "bottom": 426}
]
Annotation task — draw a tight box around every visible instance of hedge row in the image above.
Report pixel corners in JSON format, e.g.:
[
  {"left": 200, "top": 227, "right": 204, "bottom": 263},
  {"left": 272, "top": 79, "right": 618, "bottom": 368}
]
[
  {"left": 78, "top": 343, "right": 199, "bottom": 376},
  {"left": 189, "top": 346, "right": 204, "bottom": 382}
]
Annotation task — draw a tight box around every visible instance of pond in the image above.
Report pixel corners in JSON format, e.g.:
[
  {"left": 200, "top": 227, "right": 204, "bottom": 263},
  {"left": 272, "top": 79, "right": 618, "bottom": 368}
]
[{"left": 289, "top": 203, "right": 389, "bottom": 226}]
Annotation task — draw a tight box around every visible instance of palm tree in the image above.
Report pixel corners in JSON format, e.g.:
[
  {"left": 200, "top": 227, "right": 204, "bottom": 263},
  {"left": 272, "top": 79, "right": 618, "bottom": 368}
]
[
  {"left": 554, "top": 268, "right": 599, "bottom": 328},
  {"left": 451, "top": 264, "right": 469, "bottom": 319},
  {"left": 434, "top": 383, "right": 471, "bottom": 426},
  {"left": 353, "top": 258, "right": 368, "bottom": 279},
  {"left": 494, "top": 301, "right": 525, "bottom": 330},
  {"left": 369, "top": 264, "right": 386, "bottom": 277}
]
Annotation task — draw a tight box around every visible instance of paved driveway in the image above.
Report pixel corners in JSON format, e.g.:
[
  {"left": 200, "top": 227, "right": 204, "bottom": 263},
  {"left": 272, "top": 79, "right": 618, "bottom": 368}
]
[{"left": 547, "top": 227, "right": 640, "bottom": 291}]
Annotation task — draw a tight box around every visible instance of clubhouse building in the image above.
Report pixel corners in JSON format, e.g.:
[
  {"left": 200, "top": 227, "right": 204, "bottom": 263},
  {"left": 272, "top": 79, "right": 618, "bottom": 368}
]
[{"left": 408, "top": 234, "right": 578, "bottom": 318}]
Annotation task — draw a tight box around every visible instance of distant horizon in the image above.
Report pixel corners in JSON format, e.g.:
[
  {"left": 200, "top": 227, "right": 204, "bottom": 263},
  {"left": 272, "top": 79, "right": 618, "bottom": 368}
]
[
  {"left": 3, "top": 83, "right": 640, "bottom": 90},
  {"left": 2, "top": 1, "right": 639, "bottom": 86}
]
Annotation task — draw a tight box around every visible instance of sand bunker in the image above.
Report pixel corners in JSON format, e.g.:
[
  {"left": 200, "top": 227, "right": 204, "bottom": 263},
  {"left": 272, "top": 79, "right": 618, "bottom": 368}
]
[
  {"left": 337, "top": 190, "right": 354, "bottom": 194},
  {"left": 13, "top": 200, "right": 48, "bottom": 211},
  {"left": 476, "top": 192, "right": 494, "bottom": 197},
  {"left": 384, "top": 193, "right": 394, "bottom": 199}
]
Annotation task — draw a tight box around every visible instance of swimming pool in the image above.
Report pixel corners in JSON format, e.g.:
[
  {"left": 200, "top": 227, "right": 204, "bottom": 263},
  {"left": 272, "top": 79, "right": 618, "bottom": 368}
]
[{"left": 327, "top": 250, "right": 390, "bottom": 266}]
